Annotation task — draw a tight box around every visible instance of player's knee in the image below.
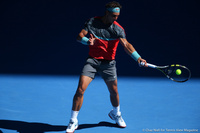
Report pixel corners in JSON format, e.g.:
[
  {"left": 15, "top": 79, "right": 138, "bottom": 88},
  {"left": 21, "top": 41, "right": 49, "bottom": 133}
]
[{"left": 75, "top": 87, "right": 85, "bottom": 97}]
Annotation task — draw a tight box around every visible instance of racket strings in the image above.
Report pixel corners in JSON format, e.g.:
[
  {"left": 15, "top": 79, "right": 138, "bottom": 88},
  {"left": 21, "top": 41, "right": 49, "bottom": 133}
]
[{"left": 167, "top": 66, "right": 190, "bottom": 82}]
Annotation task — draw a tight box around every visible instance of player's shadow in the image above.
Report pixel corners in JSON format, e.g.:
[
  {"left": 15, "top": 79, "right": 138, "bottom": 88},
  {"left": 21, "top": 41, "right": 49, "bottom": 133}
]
[{"left": 0, "top": 119, "right": 121, "bottom": 133}]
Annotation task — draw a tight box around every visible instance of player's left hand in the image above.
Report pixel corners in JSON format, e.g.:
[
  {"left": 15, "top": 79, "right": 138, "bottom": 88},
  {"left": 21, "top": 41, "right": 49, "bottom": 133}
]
[{"left": 138, "top": 58, "right": 147, "bottom": 67}]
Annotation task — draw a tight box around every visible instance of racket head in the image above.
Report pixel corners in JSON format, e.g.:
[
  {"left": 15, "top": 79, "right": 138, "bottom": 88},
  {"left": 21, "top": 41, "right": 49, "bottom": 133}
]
[{"left": 157, "top": 64, "right": 191, "bottom": 83}]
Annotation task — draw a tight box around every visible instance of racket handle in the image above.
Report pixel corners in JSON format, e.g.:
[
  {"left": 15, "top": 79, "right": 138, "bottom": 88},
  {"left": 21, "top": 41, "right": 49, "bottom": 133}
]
[{"left": 140, "top": 62, "right": 157, "bottom": 68}]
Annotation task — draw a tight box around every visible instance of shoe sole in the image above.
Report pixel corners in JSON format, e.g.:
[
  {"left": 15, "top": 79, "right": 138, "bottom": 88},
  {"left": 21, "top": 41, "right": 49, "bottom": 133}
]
[
  {"left": 108, "top": 113, "right": 126, "bottom": 128},
  {"left": 66, "top": 125, "right": 78, "bottom": 133}
]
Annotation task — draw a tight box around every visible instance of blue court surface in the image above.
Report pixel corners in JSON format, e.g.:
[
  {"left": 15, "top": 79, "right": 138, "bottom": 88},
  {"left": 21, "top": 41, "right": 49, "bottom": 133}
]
[{"left": 0, "top": 74, "right": 200, "bottom": 133}]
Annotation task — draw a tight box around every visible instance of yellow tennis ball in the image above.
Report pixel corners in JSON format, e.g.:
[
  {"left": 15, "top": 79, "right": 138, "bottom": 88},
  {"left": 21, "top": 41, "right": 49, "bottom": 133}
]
[{"left": 176, "top": 69, "right": 182, "bottom": 75}]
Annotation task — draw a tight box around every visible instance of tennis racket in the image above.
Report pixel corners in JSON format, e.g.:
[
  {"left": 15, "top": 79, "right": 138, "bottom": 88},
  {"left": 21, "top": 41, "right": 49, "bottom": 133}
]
[{"left": 140, "top": 62, "right": 191, "bottom": 83}]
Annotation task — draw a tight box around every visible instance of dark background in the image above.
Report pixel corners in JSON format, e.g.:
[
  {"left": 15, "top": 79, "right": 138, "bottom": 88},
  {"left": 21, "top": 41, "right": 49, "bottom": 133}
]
[{"left": 0, "top": 0, "right": 199, "bottom": 77}]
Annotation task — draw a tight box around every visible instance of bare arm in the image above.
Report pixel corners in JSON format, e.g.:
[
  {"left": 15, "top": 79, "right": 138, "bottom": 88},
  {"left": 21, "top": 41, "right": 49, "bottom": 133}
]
[
  {"left": 77, "top": 29, "right": 96, "bottom": 45},
  {"left": 77, "top": 29, "right": 88, "bottom": 41},
  {"left": 119, "top": 38, "right": 147, "bottom": 66},
  {"left": 119, "top": 38, "right": 136, "bottom": 54}
]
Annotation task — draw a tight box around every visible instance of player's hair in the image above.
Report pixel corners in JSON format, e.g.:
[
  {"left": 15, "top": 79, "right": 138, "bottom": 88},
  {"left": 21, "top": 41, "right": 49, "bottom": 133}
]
[{"left": 105, "top": 1, "right": 122, "bottom": 9}]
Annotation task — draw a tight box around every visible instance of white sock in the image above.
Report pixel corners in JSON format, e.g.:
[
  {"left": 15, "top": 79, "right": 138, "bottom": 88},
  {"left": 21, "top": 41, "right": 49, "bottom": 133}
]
[
  {"left": 71, "top": 110, "right": 79, "bottom": 121},
  {"left": 113, "top": 105, "right": 121, "bottom": 115}
]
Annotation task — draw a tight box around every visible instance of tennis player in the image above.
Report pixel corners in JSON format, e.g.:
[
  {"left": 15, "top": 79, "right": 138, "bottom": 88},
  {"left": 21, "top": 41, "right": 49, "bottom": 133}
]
[{"left": 66, "top": 1, "right": 147, "bottom": 133}]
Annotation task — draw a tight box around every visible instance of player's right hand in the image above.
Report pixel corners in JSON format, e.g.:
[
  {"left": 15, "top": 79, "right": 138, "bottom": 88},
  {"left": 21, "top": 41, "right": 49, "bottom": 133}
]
[{"left": 89, "top": 33, "right": 96, "bottom": 45}]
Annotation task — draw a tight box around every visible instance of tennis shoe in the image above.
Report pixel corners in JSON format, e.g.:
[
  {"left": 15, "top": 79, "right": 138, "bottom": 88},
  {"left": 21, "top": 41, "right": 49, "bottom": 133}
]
[
  {"left": 66, "top": 118, "right": 78, "bottom": 133},
  {"left": 108, "top": 110, "right": 126, "bottom": 128}
]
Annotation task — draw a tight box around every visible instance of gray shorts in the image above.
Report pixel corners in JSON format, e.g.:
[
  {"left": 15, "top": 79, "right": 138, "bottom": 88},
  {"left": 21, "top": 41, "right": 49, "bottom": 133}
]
[{"left": 81, "top": 57, "right": 117, "bottom": 81}]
